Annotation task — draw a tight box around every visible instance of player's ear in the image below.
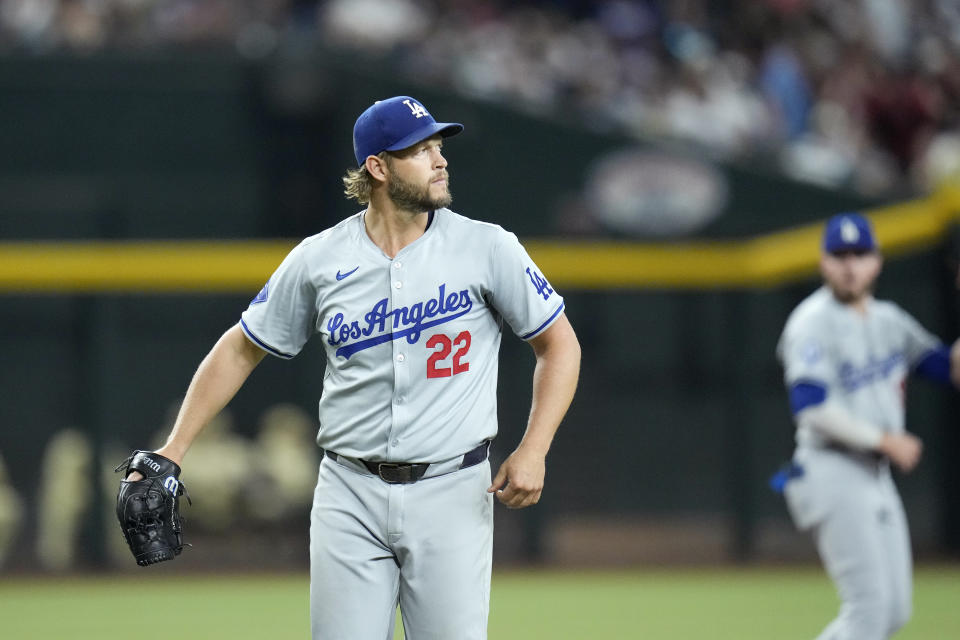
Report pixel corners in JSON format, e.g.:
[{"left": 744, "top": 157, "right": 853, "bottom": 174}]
[
  {"left": 818, "top": 252, "right": 830, "bottom": 278},
  {"left": 365, "top": 154, "right": 388, "bottom": 184}
]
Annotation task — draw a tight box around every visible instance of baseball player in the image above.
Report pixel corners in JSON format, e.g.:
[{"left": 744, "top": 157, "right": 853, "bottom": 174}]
[
  {"left": 120, "top": 95, "right": 581, "bottom": 639},
  {"left": 775, "top": 213, "right": 960, "bottom": 639}
]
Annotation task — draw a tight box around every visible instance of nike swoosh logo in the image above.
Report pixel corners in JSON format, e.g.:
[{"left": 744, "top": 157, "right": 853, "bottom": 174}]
[{"left": 336, "top": 266, "right": 359, "bottom": 281}]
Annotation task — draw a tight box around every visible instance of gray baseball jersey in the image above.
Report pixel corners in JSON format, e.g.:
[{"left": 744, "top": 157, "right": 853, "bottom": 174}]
[
  {"left": 240, "top": 207, "right": 564, "bottom": 638},
  {"left": 778, "top": 286, "right": 939, "bottom": 448},
  {"left": 240, "top": 207, "right": 565, "bottom": 461},
  {"left": 776, "top": 285, "right": 942, "bottom": 640}
]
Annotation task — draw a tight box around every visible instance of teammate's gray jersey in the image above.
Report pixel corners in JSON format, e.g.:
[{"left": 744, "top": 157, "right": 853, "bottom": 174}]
[
  {"left": 240, "top": 208, "right": 565, "bottom": 462},
  {"left": 776, "top": 286, "right": 939, "bottom": 447}
]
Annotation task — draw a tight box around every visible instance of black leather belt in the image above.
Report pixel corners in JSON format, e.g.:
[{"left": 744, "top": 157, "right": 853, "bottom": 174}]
[
  {"left": 327, "top": 441, "right": 491, "bottom": 484},
  {"left": 361, "top": 459, "right": 429, "bottom": 483}
]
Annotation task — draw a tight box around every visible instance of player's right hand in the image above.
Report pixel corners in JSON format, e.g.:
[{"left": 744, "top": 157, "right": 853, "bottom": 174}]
[
  {"left": 877, "top": 433, "right": 923, "bottom": 472},
  {"left": 488, "top": 446, "right": 546, "bottom": 509}
]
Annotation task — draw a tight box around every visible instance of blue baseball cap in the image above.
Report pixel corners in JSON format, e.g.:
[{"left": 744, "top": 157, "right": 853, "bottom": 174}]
[
  {"left": 822, "top": 213, "right": 877, "bottom": 253},
  {"left": 353, "top": 96, "right": 463, "bottom": 166}
]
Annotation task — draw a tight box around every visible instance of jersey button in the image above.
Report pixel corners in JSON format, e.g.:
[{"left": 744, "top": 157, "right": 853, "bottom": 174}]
[
  {"left": 394, "top": 281, "right": 402, "bottom": 289},
  {"left": 396, "top": 353, "right": 405, "bottom": 363},
  {"left": 392, "top": 439, "right": 400, "bottom": 447},
  {"left": 393, "top": 262, "right": 402, "bottom": 269}
]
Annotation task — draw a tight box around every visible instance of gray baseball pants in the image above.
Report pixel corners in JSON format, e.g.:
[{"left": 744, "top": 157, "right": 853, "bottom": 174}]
[
  {"left": 309, "top": 453, "right": 493, "bottom": 639},
  {"left": 787, "top": 448, "right": 912, "bottom": 640}
]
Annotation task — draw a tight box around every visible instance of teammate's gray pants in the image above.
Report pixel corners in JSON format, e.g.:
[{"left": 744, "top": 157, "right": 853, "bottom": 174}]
[
  {"left": 310, "top": 454, "right": 493, "bottom": 640},
  {"left": 787, "top": 449, "right": 912, "bottom": 640}
]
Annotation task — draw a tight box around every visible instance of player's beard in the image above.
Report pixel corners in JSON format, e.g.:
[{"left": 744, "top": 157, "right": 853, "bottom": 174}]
[
  {"left": 830, "top": 283, "right": 874, "bottom": 305},
  {"left": 387, "top": 171, "right": 452, "bottom": 214},
  {"left": 826, "top": 266, "right": 878, "bottom": 305}
]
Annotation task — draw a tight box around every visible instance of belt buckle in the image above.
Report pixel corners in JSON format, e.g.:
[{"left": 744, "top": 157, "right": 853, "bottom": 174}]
[{"left": 377, "top": 463, "right": 412, "bottom": 484}]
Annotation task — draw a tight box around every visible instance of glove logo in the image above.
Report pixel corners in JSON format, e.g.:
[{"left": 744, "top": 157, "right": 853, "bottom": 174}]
[
  {"left": 163, "top": 476, "right": 180, "bottom": 495},
  {"left": 142, "top": 457, "right": 162, "bottom": 473}
]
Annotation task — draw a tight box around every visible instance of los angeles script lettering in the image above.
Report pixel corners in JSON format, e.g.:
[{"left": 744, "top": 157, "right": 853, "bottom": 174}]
[{"left": 326, "top": 284, "right": 473, "bottom": 359}]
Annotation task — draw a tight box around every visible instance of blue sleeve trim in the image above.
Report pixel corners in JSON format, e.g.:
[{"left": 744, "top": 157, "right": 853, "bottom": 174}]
[
  {"left": 789, "top": 381, "right": 827, "bottom": 415},
  {"left": 240, "top": 319, "right": 296, "bottom": 360},
  {"left": 520, "top": 301, "right": 565, "bottom": 340},
  {"left": 913, "top": 346, "right": 951, "bottom": 385}
]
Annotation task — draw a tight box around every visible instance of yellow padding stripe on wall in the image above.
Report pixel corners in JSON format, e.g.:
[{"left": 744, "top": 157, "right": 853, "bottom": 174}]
[
  {"left": 0, "top": 241, "right": 298, "bottom": 293},
  {"left": 1, "top": 186, "right": 958, "bottom": 293},
  {"left": 528, "top": 186, "right": 960, "bottom": 289}
]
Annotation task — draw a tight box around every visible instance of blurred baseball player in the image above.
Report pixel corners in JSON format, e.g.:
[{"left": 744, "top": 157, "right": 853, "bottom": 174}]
[
  {"left": 120, "top": 95, "right": 580, "bottom": 638},
  {"left": 775, "top": 213, "right": 960, "bottom": 639}
]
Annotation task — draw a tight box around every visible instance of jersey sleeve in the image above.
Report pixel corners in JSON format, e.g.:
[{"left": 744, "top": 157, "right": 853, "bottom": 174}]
[
  {"left": 240, "top": 242, "right": 317, "bottom": 359},
  {"left": 486, "top": 230, "right": 565, "bottom": 340},
  {"left": 777, "top": 318, "right": 835, "bottom": 391},
  {"left": 891, "top": 304, "right": 942, "bottom": 368},
  {"left": 777, "top": 319, "right": 836, "bottom": 415}
]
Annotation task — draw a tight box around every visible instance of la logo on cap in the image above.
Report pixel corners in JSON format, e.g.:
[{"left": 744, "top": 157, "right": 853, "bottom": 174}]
[
  {"left": 840, "top": 218, "right": 860, "bottom": 243},
  {"left": 403, "top": 99, "right": 429, "bottom": 118}
]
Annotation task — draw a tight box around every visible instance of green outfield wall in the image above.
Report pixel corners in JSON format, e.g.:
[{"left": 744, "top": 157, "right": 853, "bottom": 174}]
[{"left": 1, "top": 52, "right": 958, "bottom": 570}]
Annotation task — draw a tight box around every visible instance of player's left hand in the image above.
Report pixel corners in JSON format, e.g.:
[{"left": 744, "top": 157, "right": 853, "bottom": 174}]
[{"left": 487, "top": 446, "right": 546, "bottom": 509}]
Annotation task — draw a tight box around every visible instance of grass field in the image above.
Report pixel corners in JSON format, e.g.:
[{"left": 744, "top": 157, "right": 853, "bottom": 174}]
[{"left": 1, "top": 565, "right": 958, "bottom": 638}]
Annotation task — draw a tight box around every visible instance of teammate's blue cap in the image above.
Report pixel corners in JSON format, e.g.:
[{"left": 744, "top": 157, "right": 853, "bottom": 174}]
[
  {"left": 353, "top": 96, "right": 463, "bottom": 166},
  {"left": 822, "top": 213, "right": 877, "bottom": 253}
]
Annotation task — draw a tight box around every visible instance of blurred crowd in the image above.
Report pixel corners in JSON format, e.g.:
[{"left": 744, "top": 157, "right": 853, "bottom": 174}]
[{"left": 3, "top": 0, "right": 960, "bottom": 196}]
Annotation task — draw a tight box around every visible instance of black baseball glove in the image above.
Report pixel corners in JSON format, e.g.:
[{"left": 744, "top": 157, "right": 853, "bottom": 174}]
[{"left": 115, "top": 450, "right": 190, "bottom": 566}]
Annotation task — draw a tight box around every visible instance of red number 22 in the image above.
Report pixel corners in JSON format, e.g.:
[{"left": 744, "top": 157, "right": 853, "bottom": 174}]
[{"left": 426, "top": 331, "right": 471, "bottom": 378}]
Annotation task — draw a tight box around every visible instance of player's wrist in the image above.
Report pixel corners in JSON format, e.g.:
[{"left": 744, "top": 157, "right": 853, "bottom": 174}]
[
  {"left": 155, "top": 443, "right": 186, "bottom": 466},
  {"left": 516, "top": 437, "right": 551, "bottom": 458},
  {"left": 875, "top": 433, "right": 893, "bottom": 455}
]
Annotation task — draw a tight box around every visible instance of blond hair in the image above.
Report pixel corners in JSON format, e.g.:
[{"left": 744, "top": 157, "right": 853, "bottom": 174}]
[{"left": 342, "top": 152, "right": 391, "bottom": 204}]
